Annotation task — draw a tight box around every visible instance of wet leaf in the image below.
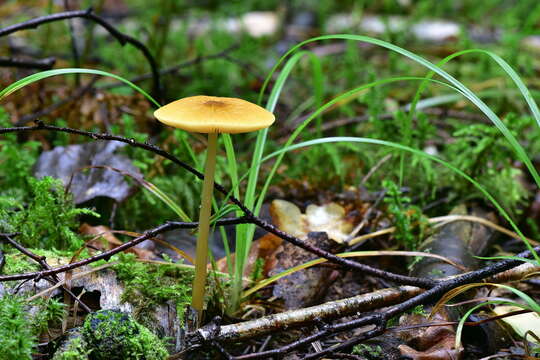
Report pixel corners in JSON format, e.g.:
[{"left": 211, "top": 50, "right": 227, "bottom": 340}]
[
  {"left": 270, "top": 232, "right": 335, "bottom": 309},
  {"left": 34, "top": 141, "right": 141, "bottom": 204},
  {"left": 398, "top": 310, "right": 463, "bottom": 360}
]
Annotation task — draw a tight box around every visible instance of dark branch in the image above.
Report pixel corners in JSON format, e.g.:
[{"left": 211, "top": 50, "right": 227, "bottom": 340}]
[
  {"left": 0, "top": 217, "right": 248, "bottom": 282},
  {"left": 0, "top": 8, "right": 162, "bottom": 103},
  {"left": 221, "top": 245, "right": 539, "bottom": 360},
  {"left": 0, "top": 56, "right": 56, "bottom": 70}
]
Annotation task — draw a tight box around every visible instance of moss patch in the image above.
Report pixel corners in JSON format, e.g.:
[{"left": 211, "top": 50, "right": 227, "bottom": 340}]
[
  {"left": 0, "top": 296, "right": 35, "bottom": 360},
  {"left": 1, "top": 248, "right": 77, "bottom": 276},
  {"left": 111, "top": 253, "right": 193, "bottom": 324},
  {"left": 52, "top": 331, "right": 90, "bottom": 360},
  {"left": 82, "top": 310, "right": 168, "bottom": 360}
]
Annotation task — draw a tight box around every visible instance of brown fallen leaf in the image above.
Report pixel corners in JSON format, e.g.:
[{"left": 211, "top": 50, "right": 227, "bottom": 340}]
[
  {"left": 215, "top": 232, "right": 282, "bottom": 284},
  {"left": 398, "top": 310, "right": 463, "bottom": 360},
  {"left": 79, "top": 223, "right": 154, "bottom": 260},
  {"left": 270, "top": 232, "right": 335, "bottom": 310}
]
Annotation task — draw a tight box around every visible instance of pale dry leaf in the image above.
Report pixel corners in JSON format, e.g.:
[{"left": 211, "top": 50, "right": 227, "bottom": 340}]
[
  {"left": 271, "top": 200, "right": 352, "bottom": 243},
  {"left": 493, "top": 305, "right": 540, "bottom": 344}
]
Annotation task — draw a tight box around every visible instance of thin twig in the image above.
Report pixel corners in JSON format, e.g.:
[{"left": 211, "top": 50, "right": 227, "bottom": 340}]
[{"left": 0, "top": 217, "right": 247, "bottom": 282}]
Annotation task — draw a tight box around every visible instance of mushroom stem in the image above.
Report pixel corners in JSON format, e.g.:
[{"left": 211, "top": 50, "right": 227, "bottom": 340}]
[{"left": 191, "top": 132, "right": 218, "bottom": 324}]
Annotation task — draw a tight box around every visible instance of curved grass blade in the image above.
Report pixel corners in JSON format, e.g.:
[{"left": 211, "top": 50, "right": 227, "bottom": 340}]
[
  {"left": 409, "top": 49, "right": 540, "bottom": 129},
  {"left": 258, "top": 34, "right": 540, "bottom": 197},
  {"left": 0, "top": 68, "right": 160, "bottom": 107},
  {"left": 231, "top": 50, "right": 325, "bottom": 312},
  {"left": 257, "top": 136, "right": 538, "bottom": 264},
  {"left": 455, "top": 300, "right": 532, "bottom": 349}
]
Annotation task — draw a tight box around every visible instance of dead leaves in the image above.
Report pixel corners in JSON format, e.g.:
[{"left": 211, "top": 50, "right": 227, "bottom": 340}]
[
  {"left": 270, "top": 199, "right": 353, "bottom": 244},
  {"left": 398, "top": 311, "right": 463, "bottom": 360}
]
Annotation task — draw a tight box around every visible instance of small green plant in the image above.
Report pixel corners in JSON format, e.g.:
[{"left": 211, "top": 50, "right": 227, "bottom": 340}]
[
  {"left": 0, "top": 296, "right": 35, "bottom": 360},
  {"left": 0, "top": 176, "right": 98, "bottom": 250},
  {"left": 443, "top": 117, "right": 531, "bottom": 217},
  {"left": 410, "top": 304, "right": 426, "bottom": 316},
  {"left": 0, "top": 294, "right": 66, "bottom": 360},
  {"left": 52, "top": 335, "right": 90, "bottom": 360},
  {"left": 32, "top": 297, "right": 66, "bottom": 335},
  {"left": 383, "top": 179, "right": 427, "bottom": 250},
  {"left": 352, "top": 343, "right": 383, "bottom": 358}
]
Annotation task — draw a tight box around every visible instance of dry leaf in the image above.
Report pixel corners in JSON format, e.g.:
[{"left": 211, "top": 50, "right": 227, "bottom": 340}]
[
  {"left": 270, "top": 232, "right": 335, "bottom": 310},
  {"left": 398, "top": 310, "right": 463, "bottom": 360},
  {"left": 79, "top": 223, "right": 154, "bottom": 260},
  {"left": 270, "top": 199, "right": 353, "bottom": 243},
  {"left": 493, "top": 305, "right": 540, "bottom": 344}
]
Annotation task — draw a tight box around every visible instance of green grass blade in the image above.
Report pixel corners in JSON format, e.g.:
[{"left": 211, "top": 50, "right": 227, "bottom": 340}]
[
  {"left": 141, "top": 180, "right": 191, "bottom": 222},
  {"left": 0, "top": 68, "right": 160, "bottom": 107},
  {"left": 258, "top": 34, "right": 540, "bottom": 190},
  {"left": 252, "top": 76, "right": 462, "bottom": 236},
  {"left": 455, "top": 300, "right": 529, "bottom": 349},
  {"left": 230, "top": 50, "right": 324, "bottom": 312},
  {"left": 222, "top": 134, "right": 240, "bottom": 201}
]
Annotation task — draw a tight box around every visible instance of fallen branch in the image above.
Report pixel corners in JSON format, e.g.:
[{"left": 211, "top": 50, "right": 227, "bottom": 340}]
[
  {"left": 298, "top": 244, "right": 540, "bottom": 360},
  {"left": 0, "top": 56, "right": 56, "bottom": 70},
  {"left": 195, "top": 258, "right": 540, "bottom": 346},
  {"left": 0, "top": 217, "right": 246, "bottom": 282},
  {"left": 197, "top": 286, "right": 423, "bottom": 342},
  {"left": 188, "top": 244, "right": 539, "bottom": 359}
]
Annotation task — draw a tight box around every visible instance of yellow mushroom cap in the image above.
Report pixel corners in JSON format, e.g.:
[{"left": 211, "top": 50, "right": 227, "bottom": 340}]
[{"left": 154, "top": 95, "right": 275, "bottom": 134}]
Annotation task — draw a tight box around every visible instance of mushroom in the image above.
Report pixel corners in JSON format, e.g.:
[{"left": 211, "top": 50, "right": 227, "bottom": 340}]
[{"left": 154, "top": 95, "right": 275, "bottom": 325}]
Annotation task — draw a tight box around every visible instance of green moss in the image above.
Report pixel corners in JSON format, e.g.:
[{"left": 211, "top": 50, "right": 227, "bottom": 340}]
[
  {"left": 0, "top": 176, "right": 99, "bottom": 250},
  {"left": 2, "top": 248, "right": 75, "bottom": 276},
  {"left": 0, "top": 296, "right": 35, "bottom": 360},
  {"left": 0, "top": 112, "right": 40, "bottom": 199},
  {"left": 82, "top": 310, "right": 168, "bottom": 360},
  {"left": 352, "top": 344, "right": 383, "bottom": 358},
  {"left": 31, "top": 297, "right": 66, "bottom": 335},
  {"left": 52, "top": 333, "right": 89, "bottom": 360},
  {"left": 2, "top": 252, "right": 40, "bottom": 275},
  {"left": 111, "top": 254, "right": 193, "bottom": 324}
]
